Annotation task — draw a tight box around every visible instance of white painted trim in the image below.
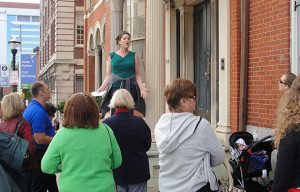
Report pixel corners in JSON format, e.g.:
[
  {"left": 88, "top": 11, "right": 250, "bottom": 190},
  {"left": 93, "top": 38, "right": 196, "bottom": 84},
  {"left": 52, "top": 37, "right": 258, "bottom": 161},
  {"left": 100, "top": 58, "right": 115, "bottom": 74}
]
[{"left": 291, "top": 0, "right": 297, "bottom": 74}]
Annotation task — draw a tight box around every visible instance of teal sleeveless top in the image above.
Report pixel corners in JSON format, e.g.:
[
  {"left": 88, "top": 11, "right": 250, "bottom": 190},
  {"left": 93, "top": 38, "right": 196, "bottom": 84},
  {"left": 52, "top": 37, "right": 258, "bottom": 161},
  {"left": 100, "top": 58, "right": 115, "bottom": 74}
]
[{"left": 110, "top": 51, "right": 136, "bottom": 88}]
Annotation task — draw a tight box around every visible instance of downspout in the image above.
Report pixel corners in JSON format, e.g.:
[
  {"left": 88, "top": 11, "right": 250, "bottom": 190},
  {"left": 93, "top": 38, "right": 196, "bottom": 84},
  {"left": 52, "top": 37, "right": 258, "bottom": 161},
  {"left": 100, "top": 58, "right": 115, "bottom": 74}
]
[{"left": 239, "top": 0, "right": 250, "bottom": 132}]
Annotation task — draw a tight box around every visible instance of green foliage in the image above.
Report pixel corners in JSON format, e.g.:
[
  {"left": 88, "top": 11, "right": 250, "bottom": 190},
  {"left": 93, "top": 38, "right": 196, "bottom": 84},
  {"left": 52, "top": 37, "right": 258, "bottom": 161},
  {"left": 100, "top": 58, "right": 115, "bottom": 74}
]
[
  {"left": 57, "top": 100, "right": 66, "bottom": 114},
  {"left": 57, "top": 96, "right": 102, "bottom": 114},
  {"left": 22, "top": 89, "right": 32, "bottom": 102}
]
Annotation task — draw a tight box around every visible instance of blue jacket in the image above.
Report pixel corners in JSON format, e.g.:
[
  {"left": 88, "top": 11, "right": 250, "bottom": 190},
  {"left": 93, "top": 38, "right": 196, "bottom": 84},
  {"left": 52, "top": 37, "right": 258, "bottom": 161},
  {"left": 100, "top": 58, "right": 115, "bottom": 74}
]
[{"left": 103, "top": 111, "right": 151, "bottom": 185}]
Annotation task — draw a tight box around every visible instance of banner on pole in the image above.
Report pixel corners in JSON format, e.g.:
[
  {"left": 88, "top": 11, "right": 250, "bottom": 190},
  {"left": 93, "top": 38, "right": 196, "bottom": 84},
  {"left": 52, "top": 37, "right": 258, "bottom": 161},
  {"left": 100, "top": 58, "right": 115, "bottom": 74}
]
[
  {"left": 20, "top": 53, "right": 37, "bottom": 84},
  {"left": 0, "top": 64, "right": 10, "bottom": 87}
]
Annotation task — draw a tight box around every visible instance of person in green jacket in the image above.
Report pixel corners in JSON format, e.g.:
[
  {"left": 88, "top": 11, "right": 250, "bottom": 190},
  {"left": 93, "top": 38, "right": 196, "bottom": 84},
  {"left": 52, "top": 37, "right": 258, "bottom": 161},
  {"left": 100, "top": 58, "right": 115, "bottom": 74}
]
[{"left": 41, "top": 93, "right": 122, "bottom": 192}]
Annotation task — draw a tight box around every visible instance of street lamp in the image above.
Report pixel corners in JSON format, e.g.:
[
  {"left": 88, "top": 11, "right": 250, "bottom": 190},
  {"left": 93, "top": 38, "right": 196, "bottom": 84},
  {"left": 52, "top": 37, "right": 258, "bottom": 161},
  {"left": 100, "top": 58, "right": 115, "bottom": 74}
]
[{"left": 8, "top": 36, "right": 20, "bottom": 92}]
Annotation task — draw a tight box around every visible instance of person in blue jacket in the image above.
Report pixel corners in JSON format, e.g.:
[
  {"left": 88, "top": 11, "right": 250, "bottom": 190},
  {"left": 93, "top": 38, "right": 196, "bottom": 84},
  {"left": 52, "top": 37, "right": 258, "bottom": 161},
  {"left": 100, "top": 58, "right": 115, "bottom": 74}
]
[{"left": 103, "top": 89, "right": 151, "bottom": 192}]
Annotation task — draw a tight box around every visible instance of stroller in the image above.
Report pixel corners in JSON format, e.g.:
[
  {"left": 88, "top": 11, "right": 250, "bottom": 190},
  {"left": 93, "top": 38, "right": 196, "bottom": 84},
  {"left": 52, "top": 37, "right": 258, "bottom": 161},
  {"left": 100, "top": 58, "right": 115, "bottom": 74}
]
[{"left": 226, "top": 132, "right": 274, "bottom": 192}]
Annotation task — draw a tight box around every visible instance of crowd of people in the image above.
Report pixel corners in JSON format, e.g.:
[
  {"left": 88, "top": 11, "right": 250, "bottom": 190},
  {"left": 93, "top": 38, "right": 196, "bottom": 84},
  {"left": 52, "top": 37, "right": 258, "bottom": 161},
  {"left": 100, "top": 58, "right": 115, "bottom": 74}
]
[{"left": 0, "top": 30, "right": 299, "bottom": 192}]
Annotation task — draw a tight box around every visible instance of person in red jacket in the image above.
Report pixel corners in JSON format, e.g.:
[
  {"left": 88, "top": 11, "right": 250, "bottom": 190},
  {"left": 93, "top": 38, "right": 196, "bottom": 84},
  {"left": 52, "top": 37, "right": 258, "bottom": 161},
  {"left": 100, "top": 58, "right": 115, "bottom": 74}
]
[{"left": 0, "top": 93, "right": 37, "bottom": 192}]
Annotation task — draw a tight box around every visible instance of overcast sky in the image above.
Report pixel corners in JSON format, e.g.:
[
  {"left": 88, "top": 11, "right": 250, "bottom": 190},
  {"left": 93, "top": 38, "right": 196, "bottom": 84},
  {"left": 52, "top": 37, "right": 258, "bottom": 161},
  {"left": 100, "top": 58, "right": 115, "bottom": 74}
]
[{"left": 0, "top": 0, "right": 40, "bottom": 3}]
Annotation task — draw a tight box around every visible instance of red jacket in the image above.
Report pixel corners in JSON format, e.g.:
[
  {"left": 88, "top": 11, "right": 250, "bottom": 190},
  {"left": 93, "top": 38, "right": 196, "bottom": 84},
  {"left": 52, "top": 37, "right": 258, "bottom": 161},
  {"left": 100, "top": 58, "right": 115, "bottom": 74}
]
[{"left": 0, "top": 116, "right": 37, "bottom": 170}]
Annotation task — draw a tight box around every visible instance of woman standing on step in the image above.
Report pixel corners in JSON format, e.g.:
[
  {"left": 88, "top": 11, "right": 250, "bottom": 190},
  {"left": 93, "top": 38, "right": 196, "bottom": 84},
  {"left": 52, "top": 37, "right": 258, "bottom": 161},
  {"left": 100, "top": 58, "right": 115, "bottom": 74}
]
[{"left": 97, "top": 31, "right": 149, "bottom": 118}]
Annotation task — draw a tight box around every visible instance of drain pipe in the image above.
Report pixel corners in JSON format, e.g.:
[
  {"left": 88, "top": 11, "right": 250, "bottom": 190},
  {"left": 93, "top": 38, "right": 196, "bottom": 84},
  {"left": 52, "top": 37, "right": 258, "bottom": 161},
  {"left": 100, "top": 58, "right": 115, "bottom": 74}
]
[{"left": 239, "top": 0, "right": 250, "bottom": 132}]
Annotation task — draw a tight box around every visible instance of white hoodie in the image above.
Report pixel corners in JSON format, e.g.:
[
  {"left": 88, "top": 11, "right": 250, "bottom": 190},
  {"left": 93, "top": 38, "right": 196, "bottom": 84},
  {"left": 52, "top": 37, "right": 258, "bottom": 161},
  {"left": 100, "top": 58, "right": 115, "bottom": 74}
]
[{"left": 155, "top": 113, "right": 224, "bottom": 192}]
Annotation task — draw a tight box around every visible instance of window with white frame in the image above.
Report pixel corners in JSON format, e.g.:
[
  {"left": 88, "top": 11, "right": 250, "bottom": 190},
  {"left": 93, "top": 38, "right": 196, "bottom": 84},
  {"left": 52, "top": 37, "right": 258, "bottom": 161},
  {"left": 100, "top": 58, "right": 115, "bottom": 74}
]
[
  {"left": 76, "top": 13, "right": 84, "bottom": 45},
  {"left": 123, "top": 0, "right": 145, "bottom": 80}
]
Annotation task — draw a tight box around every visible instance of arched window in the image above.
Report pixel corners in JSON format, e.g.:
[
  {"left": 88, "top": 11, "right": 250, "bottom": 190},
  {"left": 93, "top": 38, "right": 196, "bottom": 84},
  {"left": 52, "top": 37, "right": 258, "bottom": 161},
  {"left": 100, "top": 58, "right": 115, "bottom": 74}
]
[{"left": 123, "top": 0, "right": 145, "bottom": 81}]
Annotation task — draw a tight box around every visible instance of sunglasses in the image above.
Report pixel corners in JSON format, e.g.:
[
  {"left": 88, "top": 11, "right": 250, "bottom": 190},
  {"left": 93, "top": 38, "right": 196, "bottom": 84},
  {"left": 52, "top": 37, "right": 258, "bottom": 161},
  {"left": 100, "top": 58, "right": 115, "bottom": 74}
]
[
  {"left": 278, "top": 79, "right": 287, "bottom": 85},
  {"left": 188, "top": 96, "right": 197, "bottom": 100}
]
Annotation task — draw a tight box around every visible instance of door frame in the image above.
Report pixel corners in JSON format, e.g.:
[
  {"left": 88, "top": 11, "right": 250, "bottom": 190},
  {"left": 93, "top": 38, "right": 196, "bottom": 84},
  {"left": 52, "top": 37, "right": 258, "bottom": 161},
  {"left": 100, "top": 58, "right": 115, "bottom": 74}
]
[{"left": 171, "top": 0, "right": 219, "bottom": 128}]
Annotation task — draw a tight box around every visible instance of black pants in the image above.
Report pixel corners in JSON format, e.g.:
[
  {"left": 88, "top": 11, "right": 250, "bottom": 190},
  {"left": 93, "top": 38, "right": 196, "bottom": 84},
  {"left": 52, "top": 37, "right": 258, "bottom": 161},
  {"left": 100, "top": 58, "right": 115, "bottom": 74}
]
[
  {"left": 196, "top": 183, "right": 217, "bottom": 192},
  {"left": 31, "top": 149, "right": 58, "bottom": 192}
]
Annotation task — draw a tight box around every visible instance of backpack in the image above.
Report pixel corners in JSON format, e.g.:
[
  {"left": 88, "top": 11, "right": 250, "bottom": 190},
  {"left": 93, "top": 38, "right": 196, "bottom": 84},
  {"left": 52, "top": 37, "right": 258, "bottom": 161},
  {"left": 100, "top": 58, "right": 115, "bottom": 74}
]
[{"left": 0, "top": 120, "right": 29, "bottom": 172}]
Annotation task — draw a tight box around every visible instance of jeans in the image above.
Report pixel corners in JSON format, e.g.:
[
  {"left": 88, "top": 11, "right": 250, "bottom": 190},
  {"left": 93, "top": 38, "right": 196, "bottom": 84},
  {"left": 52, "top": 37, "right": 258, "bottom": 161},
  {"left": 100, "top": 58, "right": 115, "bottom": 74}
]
[
  {"left": 115, "top": 182, "right": 147, "bottom": 192},
  {"left": 22, "top": 170, "right": 32, "bottom": 192}
]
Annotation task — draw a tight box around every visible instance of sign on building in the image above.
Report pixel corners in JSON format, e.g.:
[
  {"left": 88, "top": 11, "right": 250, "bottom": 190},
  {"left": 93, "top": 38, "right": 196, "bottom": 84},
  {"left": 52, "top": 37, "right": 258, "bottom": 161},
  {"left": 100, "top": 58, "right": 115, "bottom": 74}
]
[
  {"left": 0, "top": 64, "right": 10, "bottom": 87},
  {"left": 20, "top": 53, "right": 37, "bottom": 87}
]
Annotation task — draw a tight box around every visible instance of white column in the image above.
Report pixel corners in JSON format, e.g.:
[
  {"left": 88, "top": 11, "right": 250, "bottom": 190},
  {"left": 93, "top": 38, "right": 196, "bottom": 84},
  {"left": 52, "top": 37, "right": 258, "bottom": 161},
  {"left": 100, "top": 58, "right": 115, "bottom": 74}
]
[
  {"left": 110, "top": 0, "right": 124, "bottom": 52},
  {"left": 145, "top": 0, "right": 164, "bottom": 131},
  {"left": 179, "top": 5, "right": 194, "bottom": 81},
  {"left": 94, "top": 46, "right": 101, "bottom": 90},
  {"left": 215, "top": 0, "right": 231, "bottom": 145},
  {"left": 164, "top": 1, "right": 177, "bottom": 113}
]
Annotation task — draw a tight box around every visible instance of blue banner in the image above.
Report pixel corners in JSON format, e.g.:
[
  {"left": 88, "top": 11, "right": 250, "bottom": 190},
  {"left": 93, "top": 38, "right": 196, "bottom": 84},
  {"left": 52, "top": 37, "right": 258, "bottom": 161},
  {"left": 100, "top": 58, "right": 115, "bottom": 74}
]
[{"left": 20, "top": 53, "right": 37, "bottom": 84}]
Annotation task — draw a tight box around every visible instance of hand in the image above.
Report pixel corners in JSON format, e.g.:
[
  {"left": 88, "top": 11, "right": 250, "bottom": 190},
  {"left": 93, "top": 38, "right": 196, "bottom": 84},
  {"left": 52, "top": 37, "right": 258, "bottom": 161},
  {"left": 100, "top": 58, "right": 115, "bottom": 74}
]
[
  {"left": 140, "top": 87, "right": 150, "bottom": 100},
  {"left": 97, "top": 87, "right": 104, "bottom": 93}
]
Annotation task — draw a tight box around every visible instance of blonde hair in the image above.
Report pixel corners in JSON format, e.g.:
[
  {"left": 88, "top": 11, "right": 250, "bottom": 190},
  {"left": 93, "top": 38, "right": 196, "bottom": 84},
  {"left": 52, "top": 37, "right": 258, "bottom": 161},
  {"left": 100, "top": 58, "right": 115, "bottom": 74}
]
[
  {"left": 1, "top": 93, "right": 25, "bottom": 121},
  {"left": 274, "top": 75, "right": 300, "bottom": 148},
  {"left": 108, "top": 89, "right": 135, "bottom": 109}
]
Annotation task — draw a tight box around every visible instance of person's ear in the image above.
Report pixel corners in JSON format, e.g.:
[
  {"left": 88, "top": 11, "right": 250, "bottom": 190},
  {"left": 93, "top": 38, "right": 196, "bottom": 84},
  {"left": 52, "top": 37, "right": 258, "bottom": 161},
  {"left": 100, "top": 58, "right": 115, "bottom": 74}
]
[{"left": 180, "top": 98, "right": 187, "bottom": 108}]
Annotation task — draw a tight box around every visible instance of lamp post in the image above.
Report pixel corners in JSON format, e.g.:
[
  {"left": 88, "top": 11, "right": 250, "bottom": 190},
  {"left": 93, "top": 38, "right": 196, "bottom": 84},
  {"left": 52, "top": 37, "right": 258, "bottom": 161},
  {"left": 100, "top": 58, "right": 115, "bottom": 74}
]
[
  {"left": 8, "top": 36, "right": 20, "bottom": 92},
  {"left": 0, "top": 20, "right": 22, "bottom": 95}
]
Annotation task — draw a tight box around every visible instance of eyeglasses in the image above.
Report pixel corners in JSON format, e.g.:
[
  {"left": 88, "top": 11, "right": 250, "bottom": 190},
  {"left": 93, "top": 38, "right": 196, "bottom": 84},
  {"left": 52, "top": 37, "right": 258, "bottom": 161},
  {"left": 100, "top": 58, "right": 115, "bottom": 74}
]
[
  {"left": 278, "top": 79, "right": 287, "bottom": 85},
  {"left": 188, "top": 96, "right": 197, "bottom": 100}
]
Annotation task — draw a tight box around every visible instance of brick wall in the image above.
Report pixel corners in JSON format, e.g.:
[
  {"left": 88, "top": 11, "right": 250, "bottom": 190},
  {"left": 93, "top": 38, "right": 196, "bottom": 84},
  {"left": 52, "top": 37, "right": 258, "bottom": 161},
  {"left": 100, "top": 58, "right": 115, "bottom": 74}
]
[
  {"left": 230, "top": 1, "right": 291, "bottom": 132},
  {"left": 247, "top": 0, "right": 290, "bottom": 129},
  {"left": 74, "top": 47, "right": 83, "bottom": 59},
  {"left": 83, "top": 0, "right": 111, "bottom": 92},
  {"left": 230, "top": 0, "right": 241, "bottom": 133}
]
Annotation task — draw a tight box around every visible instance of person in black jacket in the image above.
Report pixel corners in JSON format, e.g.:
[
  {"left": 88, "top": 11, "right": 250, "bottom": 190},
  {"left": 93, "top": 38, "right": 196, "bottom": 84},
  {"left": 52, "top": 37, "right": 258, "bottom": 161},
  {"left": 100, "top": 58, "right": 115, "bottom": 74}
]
[
  {"left": 103, "top": 89, "right": 151, "bottom": 192},
  {"left": 273, "top": 75, "right": 300, "bottom": 192}
]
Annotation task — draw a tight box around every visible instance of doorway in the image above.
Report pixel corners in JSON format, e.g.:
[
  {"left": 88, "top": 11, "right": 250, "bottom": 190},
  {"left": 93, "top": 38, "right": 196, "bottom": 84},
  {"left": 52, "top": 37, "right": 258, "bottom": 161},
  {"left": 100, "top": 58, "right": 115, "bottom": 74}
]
[{"left": 194, "top": 0, "right": 211, "bottom": 122}]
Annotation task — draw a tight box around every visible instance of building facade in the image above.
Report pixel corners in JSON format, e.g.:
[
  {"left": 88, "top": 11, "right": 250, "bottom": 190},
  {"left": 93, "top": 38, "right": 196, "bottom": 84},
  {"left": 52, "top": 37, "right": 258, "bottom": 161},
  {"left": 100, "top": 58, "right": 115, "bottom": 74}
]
[
  {"left": 39, "top": 0, "right": 84, "bottom": 105},
  {"left": 0, "top": 2, "right": 40, "bottom": 94},
  {"left": 83, "top": 0, "right": 299, "bottom": 188}
]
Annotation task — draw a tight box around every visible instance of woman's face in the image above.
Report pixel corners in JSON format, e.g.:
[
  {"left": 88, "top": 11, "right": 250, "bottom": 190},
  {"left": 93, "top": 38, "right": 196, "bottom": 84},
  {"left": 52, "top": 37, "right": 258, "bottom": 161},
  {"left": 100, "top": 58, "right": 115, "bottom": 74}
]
[
  {"left": 118, "top": 34, "right": 131, "bottom": 49},
  {"left": 278, "top": 75, "right": 289, "bottom": 91},
  {"left": 182, "top": 95, "right": 197, "bottom": 113}
]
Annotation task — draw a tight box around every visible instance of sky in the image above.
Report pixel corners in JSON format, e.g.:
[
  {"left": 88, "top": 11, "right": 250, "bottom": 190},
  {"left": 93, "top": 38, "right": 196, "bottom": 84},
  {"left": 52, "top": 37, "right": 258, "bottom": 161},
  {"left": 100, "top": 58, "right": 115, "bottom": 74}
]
[{"left": 0, "top": 0, "right": 40, "bottom": 3}]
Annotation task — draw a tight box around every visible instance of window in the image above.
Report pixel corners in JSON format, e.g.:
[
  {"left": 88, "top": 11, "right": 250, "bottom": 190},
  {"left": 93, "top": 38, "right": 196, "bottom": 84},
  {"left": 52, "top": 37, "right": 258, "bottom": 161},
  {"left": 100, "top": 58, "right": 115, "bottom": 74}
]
[
  {"left": 75, "top": 76, "right": 83, "bottom": 93},
  {"left": 123, "top": 0, "right": 145, "bottom": 80},
  {"left": 32, "top": 16, "right": 40, "bottom": 22},
  {"left": 17, "top": 15, "right": 30, "bottom": 22},
  {"left": 76, "top": 13, "right": 84, "bottom": 45},
  {"left": 86, "top": 0, "right": 94, "bottom": 12}
]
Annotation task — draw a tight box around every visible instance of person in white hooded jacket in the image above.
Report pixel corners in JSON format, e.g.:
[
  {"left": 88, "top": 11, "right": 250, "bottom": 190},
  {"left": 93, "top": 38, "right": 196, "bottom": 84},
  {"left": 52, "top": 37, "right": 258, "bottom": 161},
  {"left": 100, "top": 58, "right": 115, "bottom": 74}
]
[{"left": 155, "top": 78, "right": 224, "bottom": 192}]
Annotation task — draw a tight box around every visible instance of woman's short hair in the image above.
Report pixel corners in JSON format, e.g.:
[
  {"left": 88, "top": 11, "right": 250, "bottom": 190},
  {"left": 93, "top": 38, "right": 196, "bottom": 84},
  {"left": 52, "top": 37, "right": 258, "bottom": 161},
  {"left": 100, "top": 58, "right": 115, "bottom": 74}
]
[
  {"left": 63, "top": 93, "right": 100, "bottom": 129},
  {"left": 115, "top": 31, "right": 131, "bottom": 45},
  {"left": 283, "top": 72, "right": 297, "bottom": 88},
  {"left": 108, "top": 89, "right": 135, "bottom": 109},
  {"left": 164, "top": 78, "right": 196, "bottom": 112},
  {"left": 1, "top": 93, "right": 24, "bottom": 121},
  {"left": 44, "top": 102, "right": 57, "bottom": 117}
]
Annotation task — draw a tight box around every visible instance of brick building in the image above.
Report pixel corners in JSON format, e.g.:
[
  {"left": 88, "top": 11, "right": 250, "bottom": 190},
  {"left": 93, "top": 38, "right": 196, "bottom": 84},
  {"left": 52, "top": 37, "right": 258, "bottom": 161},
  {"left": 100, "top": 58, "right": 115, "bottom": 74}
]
[
  {"left": 39, "top": 0, "right": 84, "bottom": 106},
  {"left": 84, "top": 0, "right": 299, "bottom": 138}
]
